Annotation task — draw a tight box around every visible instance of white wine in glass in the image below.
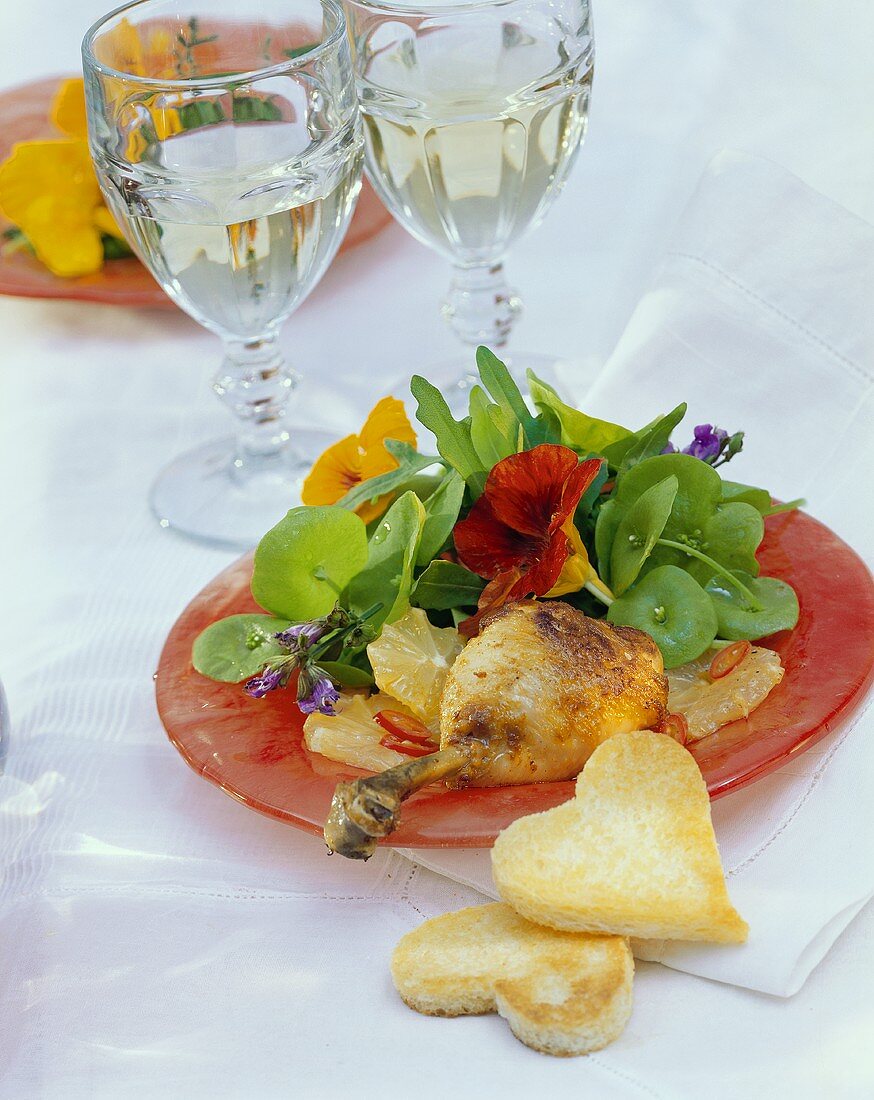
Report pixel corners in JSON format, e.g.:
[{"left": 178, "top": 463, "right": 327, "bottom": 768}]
[
  {"left": 346, "top": 0, "right": 594, "bottom": 398},
  {"left": 115, "top": 124, "right": 361, "bottom": 342},
  {"left": 83, "top": 0, "right": 363, "bottom": 548}
]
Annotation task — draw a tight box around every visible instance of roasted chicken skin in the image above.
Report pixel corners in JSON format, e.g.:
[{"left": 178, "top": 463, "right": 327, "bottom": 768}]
[
  {"left": 325, "top": 600, "right": 669, "bottom": 858},
  {"left": 441, "top": 600, "right": 667, "bottom": 787}
]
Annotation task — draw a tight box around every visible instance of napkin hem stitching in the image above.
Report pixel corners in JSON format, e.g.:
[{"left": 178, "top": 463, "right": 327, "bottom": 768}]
[
  {"left": 667, "top": 251, "right": 872, "bottom": 386},
  {"left": 0, "top": 884, "right": 417, "bottom": 905},
  {"left": 726, "top": 698, "right": 871, "bottom": 877},
  {"left": 586, "top": 1054, "right": 668, "bottom": 1099}
]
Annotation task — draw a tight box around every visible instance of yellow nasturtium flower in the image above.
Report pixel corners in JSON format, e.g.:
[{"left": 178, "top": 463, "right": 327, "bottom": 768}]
[
  {"left": 546, "top": 517, "right": 614, "bottom": 603},
  {"left": 302, "top": 398, "right": 418, "bottom": 524},
  {"left": 0, "top": 78, "right": 125, "bottom": 278}
]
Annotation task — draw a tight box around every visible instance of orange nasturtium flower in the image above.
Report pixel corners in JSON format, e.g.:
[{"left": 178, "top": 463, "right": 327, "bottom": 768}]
[
  {"left": 453, "top": 444, "right": 614, "bottom": 636},
  {"left": 0, "top": 78, "right": 126, "bottom": 278},
  {"left": 302, "top": 398, "right": 417, "bottom": 524}
]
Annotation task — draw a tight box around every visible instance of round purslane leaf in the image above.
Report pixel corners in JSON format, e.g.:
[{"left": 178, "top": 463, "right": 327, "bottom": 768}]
[
  {"left": 617, "top": 453, "right": 722, "bottom": 533},
  {"left": 607, "top": 565, "right": 718, "bottom": 668},
  {"left": 252, "top": 506, "right": 368, "bottom": 620},
  {"left": 705, "top": 572, "right": 799, "bottom": 640},
  {"left": 610, "top": 454, "right": 725, "bottom": 578},
  {"left": 720, "top": 480, "right": 772, "bottom": 513},
  {"left": 688, "top": 502, "right": 764, "bottom": 582},
  {"left": 192, "top": 613, "right": 291, "bottom": 683}
]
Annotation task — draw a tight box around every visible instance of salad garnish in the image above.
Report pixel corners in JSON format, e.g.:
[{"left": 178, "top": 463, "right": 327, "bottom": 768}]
[{"left": 193, "top": 347, "right": 802, "bottom": 707}]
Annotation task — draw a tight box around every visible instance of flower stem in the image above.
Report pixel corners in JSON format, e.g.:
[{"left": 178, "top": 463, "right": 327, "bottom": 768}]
[
  {"left": 584, "top": 579, "right": 614, "bottom": 607},
  {"left": 655, "top": 538, "right": 765, "bottom": 611},
  {"left": 309, "top": 603, "right": 384, "bottom": 661}
]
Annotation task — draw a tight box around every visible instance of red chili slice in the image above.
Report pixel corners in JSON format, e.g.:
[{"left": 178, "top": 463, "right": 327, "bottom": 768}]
[
  {"left": 658, "top": 712, "right": 689, "bottom": 746},
  {"left": 709, "top": 641, "right": 752, "bottom": 681},
  {"left": 378, "top": 733, "right": 436, "bottom": 758},
  {"left": 374, "top": 710, "right": 438, "bottom": 747}
]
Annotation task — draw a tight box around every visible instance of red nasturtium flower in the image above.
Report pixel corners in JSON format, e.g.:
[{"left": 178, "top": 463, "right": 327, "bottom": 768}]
[{"left": 453, "top": 445, "right": 605, "bottom": 636}]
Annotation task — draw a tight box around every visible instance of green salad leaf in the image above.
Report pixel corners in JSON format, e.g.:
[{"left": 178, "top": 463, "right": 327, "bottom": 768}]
[
  {"left": 594, "top": 498, "right": 620, "bottom": 584},
  {"left": 705, "top": 572, "right": 799, "bottom": 640},
  {"left": 417, "top": 470, "right": 465, "bottom": 566},
  {"left": 476, "top": 346, "right": 531, "bottom": 428},
  {"left": 678, "top": 502, "right": 764, "bottom": 583},
  {"left": 720, "top": 479, "right": 773, "bottom": 514},
  {"left": 192, "top": 613, "right": 291, "bottom": 683},
  {"left": 474, "top": 349, "right": 559, "bottom": 450},
  {"left": 336, "top": 440, "right": 440, "bottom": 512},
  {"left": 318, "top": 660, "right": 375, "bottom": 688},
  {"left": 348, "top": 490, "right": 425, "bottom": 628},
  {"left": 607, "top": 565, "right": 718, "bottom": 668},
  {"left": 410, "top": 376, "right": 486, "bottom": 496},
  {"left": 602, "top": 403, "right": 687, "bottom": 472},
  {"left": 527, "top": 370, "right": 629, "bottom": 455},
  {"left": 468, "top": 386, "right": 518, "bottom": 469},
  {"left": 412, "top": 560, "right": 485, "bottom": 610},
  {"left": 610, "top": 475, "right": 678, "bottom": 595},
  {"left": 252, "top": 506, "right": 368, "bottom": 620}
]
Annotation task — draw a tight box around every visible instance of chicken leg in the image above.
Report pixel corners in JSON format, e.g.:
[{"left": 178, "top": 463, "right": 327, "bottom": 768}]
[{"left": 325, "top": 600, "right": 668, "bottom": 858}]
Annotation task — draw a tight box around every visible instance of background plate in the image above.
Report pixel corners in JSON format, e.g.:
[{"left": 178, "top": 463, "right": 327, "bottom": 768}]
[
  {"left": 0, "top": 76, "right": 392, "bottom": 308},
  {"left": 156, "top": 510, "right": 874, "bottom": 847}
]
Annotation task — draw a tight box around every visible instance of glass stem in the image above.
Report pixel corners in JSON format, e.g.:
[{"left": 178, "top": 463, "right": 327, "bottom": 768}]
[
  {"left": 441, "top": 261, "right": 522, "bottom": 349},
  {"left": 213, "top": 335, "right": 300, "bottom": 476}
]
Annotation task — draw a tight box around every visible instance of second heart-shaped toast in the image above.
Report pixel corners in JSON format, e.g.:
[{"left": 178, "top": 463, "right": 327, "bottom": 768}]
[
  {"left": 391, "top": 902, "right": 633, "bottom": 1055},
  {"left": 491, "top": 731, "right": 748, "bottom": 943}
]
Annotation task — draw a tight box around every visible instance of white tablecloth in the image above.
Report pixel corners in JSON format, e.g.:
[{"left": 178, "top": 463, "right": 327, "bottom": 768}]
[{"left": 1, "top": 2, "right": 873, "bottom": 1097}]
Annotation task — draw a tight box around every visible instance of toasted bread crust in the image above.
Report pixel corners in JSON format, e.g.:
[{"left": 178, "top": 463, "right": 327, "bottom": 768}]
[
  {"left": 492, "top": 731, "right": 748, "bottom": 943},
  {"left": 391, "top": 903, "right": 634, "bottom": 1056}
]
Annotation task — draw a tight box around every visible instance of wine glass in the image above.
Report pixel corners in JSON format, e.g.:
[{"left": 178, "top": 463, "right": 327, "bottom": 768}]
[
  {"left": 83, "top": 0, "right": 363, "bottom": 548},
  {"left": 345, "top": 0, "right": 594, "bottom": 404}
]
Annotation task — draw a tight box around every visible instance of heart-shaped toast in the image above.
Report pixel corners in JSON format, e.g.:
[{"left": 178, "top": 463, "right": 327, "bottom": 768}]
[
  {"left": 391, "top": 903, "right": 633, "bottom": 1056},
  {"left": 492, "top": 731, "right": 748, "bottom": 943}
]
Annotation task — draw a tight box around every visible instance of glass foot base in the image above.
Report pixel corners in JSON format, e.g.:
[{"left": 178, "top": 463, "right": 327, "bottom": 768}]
[
  {"left": 150, "top": 430, "right": 334, "bottom": 551},
  {"left": 402, "top": 351, "right": 596, "bottom": 417}
]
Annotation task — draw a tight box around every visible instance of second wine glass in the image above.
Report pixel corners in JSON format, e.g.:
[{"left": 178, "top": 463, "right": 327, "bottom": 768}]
[
  {"left": 346, "top": 0, "right": 594, "bottom": 401},
  {"left": 83, "top": 0, "right": 363, "bottom": 548}
]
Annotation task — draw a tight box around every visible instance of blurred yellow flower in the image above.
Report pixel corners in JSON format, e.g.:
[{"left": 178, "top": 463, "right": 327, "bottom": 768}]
[
  {"left": 302, "top": 398, "right": 417, "bottom": 523},
  {"left": 0, "top": 78, "right": 126, "bottom": 278},
  {"left": 51, "top": 76, "right": 89, "bottom": 140},
  {"left": 95, "top": 17, "right": 175, "bottom": 80}
]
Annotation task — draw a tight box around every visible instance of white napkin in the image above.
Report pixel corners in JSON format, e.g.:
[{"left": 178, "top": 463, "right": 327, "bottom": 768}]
[{"left": 401, "top": 151, "right": 874, "bottom": 998}]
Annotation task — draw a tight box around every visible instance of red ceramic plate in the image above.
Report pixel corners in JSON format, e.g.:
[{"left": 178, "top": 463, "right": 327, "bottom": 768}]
[
  {"left": 0, "top": 76, "right": 392, "bottom": 308},
  {"left": 156, "top": 510, "right": 874, "bottom": 847}
]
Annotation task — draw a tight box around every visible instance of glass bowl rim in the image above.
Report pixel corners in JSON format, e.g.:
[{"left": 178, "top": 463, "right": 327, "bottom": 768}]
[
  {"left": 82, "top": 0, "right": 348, "bottom": 91},
  {"left": 344, "top": 0, "right": 587, "bottom": 19}
]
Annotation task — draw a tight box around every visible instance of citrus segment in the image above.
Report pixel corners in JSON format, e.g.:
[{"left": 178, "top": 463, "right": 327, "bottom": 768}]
[
  {"left": 303, "top": 692, "right": 424, "bottom": 772},
  {"left": 667, "top": 645, "right": 784, "bottom": 742},
  {"left": 367, "top": 608, "right": 464, "bottom": 728}
]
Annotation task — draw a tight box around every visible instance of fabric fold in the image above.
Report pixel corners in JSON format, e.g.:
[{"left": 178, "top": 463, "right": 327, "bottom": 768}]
[{"left": 399, "top": 152, "right": 874, "bottom": 997}]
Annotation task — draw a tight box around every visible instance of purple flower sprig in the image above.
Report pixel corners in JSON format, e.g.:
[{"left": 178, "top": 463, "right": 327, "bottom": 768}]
[
  {"left": 296, "top": 666, "right": 340, "bottom": 715},
  {"left": 243, "top": 602, "right": 382, "bottom": 715},
  {"left": 244, "top": 665, "right": 288, "bottom": 699},
  {"left": 663, "top": 425, "right": 744, "bottom": 468}
]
